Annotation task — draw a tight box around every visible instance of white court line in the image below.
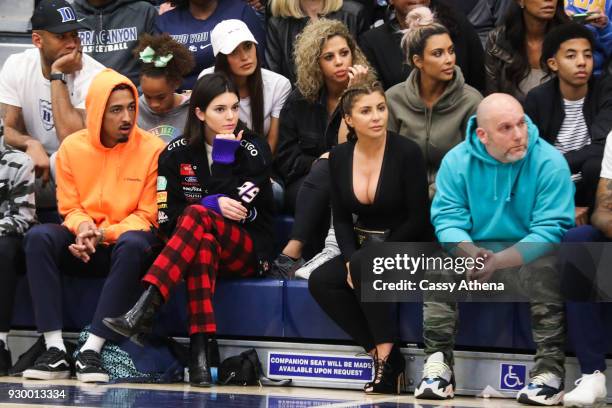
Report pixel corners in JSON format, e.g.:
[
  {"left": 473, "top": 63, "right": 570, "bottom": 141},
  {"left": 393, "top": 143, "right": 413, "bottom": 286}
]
[{"left": 320, "top": 395, "right": 405, "bottom": 408}]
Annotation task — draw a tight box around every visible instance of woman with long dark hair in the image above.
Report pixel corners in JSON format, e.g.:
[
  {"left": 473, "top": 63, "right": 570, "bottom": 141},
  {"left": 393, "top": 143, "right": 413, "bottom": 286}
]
[
  {"left": 386, "top": 6, "right": 482, "bottom": 197},
  {"left": 102, "top": 73, "right": 274, "bottom": 387},
  {"left": 485, "top": 0, "right": 569, "bottom": 100},
  {"left": 309, "top": 82, "right": 430, "bottom": 394},
  {"left": 199, "top": 19, "right": 291, "bottom": 155},
  {"left": 359, "top": 0, "right": 485, "bottom": 92}
]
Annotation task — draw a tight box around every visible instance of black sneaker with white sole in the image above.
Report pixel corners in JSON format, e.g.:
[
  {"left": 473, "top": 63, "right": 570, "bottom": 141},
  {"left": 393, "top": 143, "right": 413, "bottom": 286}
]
[
  {"left": 22, "top": 347, "right": 71, "bottom": 380},
  {"left": 75, "top": 350, "right": 109, "bottom": 383}
]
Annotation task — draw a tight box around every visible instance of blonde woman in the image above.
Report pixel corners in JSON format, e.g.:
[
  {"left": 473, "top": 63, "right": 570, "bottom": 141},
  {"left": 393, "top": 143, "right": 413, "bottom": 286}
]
[
  {"left": 271, "top": 18, "right": 375, "bottom": 277},
  {"left": 266, "top": 0, "right": 368, "bottom": 83}
]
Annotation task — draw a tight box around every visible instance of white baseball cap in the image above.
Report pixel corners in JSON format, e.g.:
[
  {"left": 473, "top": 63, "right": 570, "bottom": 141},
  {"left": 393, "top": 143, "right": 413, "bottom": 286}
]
[{"left": 211, "top": 19, "right": 258, "bottom": 57}]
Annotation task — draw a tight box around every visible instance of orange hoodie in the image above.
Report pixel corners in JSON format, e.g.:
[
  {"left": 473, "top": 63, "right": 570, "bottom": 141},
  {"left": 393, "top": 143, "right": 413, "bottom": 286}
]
[{"left": 56, "top": 69, "right": 165, "bottom": 244}]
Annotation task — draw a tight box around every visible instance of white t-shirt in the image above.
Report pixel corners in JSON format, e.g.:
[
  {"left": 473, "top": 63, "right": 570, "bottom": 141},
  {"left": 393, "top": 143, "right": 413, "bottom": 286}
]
[
  {"left": 0, "top": 48, "right": 105, "bottom": 154},
  {"left": 198, "top": 67, "right": 291, "bottom": 136},
  {"left": 600, "top": 130, "right": 612, "bottom": 179}
]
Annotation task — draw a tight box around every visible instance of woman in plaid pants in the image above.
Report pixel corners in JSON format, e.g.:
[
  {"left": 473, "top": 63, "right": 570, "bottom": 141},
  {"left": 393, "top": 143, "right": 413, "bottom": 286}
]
[{"left": 103, "top": 72, "right": 275, "bottom": 387}]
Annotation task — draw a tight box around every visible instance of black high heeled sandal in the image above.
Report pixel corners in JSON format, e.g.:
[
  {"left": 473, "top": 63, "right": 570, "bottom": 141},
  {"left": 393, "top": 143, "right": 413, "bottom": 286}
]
[{"left": 364, "top": 346, "right": 406, "bottom": 395}]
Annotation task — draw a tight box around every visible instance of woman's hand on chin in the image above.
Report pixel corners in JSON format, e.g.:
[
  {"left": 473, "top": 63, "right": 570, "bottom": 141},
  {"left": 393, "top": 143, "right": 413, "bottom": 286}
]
[{"left": 215, "top": 130, "right": 244, "bottom": 141}]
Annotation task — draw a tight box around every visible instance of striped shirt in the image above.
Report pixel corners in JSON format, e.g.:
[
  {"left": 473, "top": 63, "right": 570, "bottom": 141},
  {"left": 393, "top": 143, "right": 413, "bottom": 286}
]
[{"left": 555, "top": 98, "right": 590, "bottom": 182}]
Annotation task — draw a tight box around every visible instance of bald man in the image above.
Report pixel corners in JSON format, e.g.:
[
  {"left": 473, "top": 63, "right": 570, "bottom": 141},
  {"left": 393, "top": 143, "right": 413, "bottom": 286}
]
[{"left": 415, "top": 94, "right": 575, "bottom": 405}]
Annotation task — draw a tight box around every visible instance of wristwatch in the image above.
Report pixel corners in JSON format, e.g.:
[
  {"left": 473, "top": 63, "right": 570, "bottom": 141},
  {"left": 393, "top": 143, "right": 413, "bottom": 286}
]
[{"left": 49, "top": 72, "right": 66, "bottom": 84}]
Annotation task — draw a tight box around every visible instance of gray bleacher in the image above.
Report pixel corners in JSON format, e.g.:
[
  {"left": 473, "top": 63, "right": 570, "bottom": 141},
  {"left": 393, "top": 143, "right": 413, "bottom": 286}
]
[{"left": 0, "top": 0, "right": 34, "bottom": 69}]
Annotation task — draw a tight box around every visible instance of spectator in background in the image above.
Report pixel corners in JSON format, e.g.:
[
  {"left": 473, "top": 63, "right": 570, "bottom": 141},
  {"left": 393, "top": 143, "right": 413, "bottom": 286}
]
[
  {"left": 0, "top": 124, "right": 36, "bottom": 376},
  {"left": 309, "top": 83, "right": 430, "bottom": 395},
  {"left": 459, "top": 0, "right": 513, "bottom": 47},
  {"left": 564, "top": 0, "right": 612, "bottom": 76},
  {"left": 198, "top": 20, "right": 291, "bottom": 209},
  {"left": 386, "top": 7, "right": 482, "bottom": 198},
  {"left": 524, "top": 23, "right": 612, "bottom": 224},
  {"left": 0, "top": 0, "right": 104, "bottom": 209},
  {"left": 485, "top": 0, "right": 569, "bottom": 101},
  {"left": 272, "top": 19, "right": 375, "bottom": 278},
  {"left": 199, "top": 20, "right": 291, "bottom": 155},
  {"left": 135, "top": 34, "right": 195, "bottom": 144},
  {"left": 360, "top": 0, "right": 486, "bottom": 92},
  {"left": 103, "top": 73, "right": 274, "bottom": 387},
  {"left": 73, "top": 0, "right": 157, "bottom": 87},
  {"left": 267, "top": 0, "right": 368, "bottom": 84},
  {"left": 155, "top": 0, "right": 265, "bottom": 91},
  {"left": 22, "top": 69, "right": 164, "bottom": 384}
]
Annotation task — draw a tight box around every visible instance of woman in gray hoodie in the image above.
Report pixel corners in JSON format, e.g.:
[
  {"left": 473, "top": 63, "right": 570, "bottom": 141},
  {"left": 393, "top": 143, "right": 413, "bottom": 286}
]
[{"left": 386, "top": 6, "right": 482, "bottom": 197}]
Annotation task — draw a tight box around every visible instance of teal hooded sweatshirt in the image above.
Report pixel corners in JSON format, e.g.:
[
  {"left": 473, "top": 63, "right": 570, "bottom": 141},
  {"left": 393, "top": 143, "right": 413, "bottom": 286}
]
[{"left": 431, "top": 115, "right": 575, "bottom": 263}]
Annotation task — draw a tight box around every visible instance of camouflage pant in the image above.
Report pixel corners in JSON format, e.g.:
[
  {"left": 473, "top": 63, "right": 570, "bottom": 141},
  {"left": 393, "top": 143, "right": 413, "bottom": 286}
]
[{"left": 423, "top": 255, "right": 565, "bottom": 378}]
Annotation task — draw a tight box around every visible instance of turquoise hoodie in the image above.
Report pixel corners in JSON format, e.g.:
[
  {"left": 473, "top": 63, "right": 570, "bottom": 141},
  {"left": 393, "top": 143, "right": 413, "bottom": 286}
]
[{"left": 431, "top": 115, "right": 575, "bottom": 263}]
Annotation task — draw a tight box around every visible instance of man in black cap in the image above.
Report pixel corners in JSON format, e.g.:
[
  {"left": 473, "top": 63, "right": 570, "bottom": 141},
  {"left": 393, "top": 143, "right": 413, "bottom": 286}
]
[{"left": 0, "top": 0, "right": 104, "bottom": 208}]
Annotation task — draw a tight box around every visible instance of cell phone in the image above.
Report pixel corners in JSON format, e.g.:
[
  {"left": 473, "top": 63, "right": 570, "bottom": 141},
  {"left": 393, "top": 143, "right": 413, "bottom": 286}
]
[{"left": 571, "top": 11, "right": 596, "bottom": 24}]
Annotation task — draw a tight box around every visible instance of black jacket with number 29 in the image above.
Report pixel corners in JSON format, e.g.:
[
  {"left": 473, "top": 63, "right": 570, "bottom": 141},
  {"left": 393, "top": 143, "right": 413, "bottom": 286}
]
[{"left": 156, "top": 130, "right": 275, "bottom": 262}]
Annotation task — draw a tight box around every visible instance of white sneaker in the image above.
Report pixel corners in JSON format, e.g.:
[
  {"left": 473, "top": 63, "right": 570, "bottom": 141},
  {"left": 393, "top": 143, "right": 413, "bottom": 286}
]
[
  {"left": 295, "top": 226, "right": 340, "bottom": 280},
  {"left": 414, "top": 352, "right": 455, "bottom": 399},
  {"left": 564, "top": 371, "right": 607, "bottom": 407},
  {"left": 517, "top": 372, "right": 564, "bottom": 405}
]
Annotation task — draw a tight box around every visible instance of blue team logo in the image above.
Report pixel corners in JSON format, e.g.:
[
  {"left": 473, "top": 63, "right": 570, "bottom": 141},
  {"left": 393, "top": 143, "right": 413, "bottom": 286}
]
[
  {"left": 39, "top": 99, "right": 54, "bottom": 131},
  {"left": 57, "top": 6, "right": 76, "bottom": 22},
  {"left": 500, "top": 364, "right": 526, "bottom": 391}
]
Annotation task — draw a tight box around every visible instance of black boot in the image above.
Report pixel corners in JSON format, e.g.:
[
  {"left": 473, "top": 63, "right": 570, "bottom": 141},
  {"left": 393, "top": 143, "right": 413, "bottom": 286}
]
[
  {"left": 189, "top": 333, "right": 211, "bottom": 387},
  {"left": 0, "top": 340, "right": 11, "bottom": 376},
  {"left": 102, "top": 285, "right": 163, "bottom": 343},
  {"left": 364, "top": 345, "right": 406, "bottom": 395}
]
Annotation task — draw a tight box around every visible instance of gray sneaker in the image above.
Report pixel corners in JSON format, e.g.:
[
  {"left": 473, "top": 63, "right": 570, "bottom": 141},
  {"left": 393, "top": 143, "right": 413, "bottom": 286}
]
[
  {"left": 269, "top": 254, "right": 304, "bottom": 279},
  {"left": 295, "top": 247, "right": 340, "bottom": 280}
]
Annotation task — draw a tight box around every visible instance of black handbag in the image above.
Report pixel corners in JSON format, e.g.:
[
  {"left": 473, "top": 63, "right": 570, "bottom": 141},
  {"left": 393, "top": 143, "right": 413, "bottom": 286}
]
[
  {"left": 218, "top": 349, "right": 291, "bottom": 386},
  {"left": 354, "top": 225, "right": 390, "bottom": 248}
]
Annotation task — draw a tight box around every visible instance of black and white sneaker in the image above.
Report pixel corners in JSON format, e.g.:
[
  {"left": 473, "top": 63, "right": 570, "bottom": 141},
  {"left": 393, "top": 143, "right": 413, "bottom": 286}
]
[
  {"left": 517, "top": 372, "right": 564, "bottom": 406},
  {"left": 75, "top": 350, "right": 109, "bottom": 383},
  {"left": 414, "top": 352, "right": 455, "bottom": 399},
  {"left": 268, "top": 254, "right": 304, "bottom": 279},
  {"left": 22, "top": 347, "right": 71, "bottom": 380}
]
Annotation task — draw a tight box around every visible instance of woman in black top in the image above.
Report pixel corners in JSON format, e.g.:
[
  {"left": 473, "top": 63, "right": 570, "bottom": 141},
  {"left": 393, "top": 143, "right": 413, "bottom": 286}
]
[
  {"left": 359, "top": 0, "right": 485, "bottom": 92},
  {"left": 309, "top": 82, "right": 430, "bottom": 394},
  {"left": 103, "top": 73, "right": 274, "bottom": 387}
]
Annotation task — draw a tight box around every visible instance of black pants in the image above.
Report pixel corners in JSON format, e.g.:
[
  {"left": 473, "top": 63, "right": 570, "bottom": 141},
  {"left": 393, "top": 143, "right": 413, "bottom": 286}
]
[
  {"left": 287, "top": 159, "right": 331, "bottom": 251},
  {"left": 309, "top": 252, "right": 398, "bottom": 351},
  {"left": 0, "top": 236, "right": 22, "bottom": 332},
  {"left": 574, "top": 156, "right": 601, "bottom": 209},
  {"left": 23, "top": 224, "right": 162, "bottom": 342}
]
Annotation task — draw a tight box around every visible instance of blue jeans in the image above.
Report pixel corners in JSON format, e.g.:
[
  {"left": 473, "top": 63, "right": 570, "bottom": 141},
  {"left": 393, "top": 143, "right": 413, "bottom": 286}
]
[
  {"left": 23, "top": 224, "right": 161, "bottom": 342},
  {"left": 562, "top": 225, "right": 611, "bottom": 374}
]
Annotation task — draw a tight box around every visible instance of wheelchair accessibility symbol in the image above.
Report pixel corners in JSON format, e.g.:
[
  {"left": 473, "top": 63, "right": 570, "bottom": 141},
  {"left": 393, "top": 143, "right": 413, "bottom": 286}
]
[{"left": 500, "top": 364, "right": 526, "bottom": 391}]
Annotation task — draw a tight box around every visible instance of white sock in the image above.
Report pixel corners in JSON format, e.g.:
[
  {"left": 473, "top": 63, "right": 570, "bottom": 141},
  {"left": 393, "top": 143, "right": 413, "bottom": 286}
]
[
  {"left": 43, "top": 330, "right": 66, "bottom": 351},
  {"left": 80, "top": 333, "right": 105, "bottom": 354},
  {"left": 0, "top": 332, "right": 8, "bottom": 348}
]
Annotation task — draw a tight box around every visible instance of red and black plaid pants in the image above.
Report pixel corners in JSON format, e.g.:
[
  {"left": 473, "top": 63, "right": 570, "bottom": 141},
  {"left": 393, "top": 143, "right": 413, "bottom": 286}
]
[{"left": 143, "top": 205, "right": 255, "bottom": 334}]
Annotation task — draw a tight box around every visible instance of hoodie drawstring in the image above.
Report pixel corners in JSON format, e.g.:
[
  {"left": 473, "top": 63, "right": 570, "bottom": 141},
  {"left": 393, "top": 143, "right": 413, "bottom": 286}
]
[
  {"left": 494, "top": 167, "right": 498, "bottom": 201},
  {"left": 506, "top": 169, "right": 512, "bottom": 202}
]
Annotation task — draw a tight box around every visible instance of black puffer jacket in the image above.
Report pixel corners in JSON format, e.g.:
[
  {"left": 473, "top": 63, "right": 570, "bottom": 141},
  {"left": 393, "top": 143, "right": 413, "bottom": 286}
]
[
  {"left": 265, "top": 0, "right": 368, "bottom": 84},
  {"left": 156, "top": 130, "right": 274, "bottom": 261},
  {"left": 274, "top": 88, "right": 342, "bottom": 185}
]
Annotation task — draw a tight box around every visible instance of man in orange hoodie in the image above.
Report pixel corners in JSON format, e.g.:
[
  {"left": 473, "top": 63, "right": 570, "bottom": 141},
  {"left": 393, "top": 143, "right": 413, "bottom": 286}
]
[{"left": 22, "top": 69, "right": 165, "bottom": 383}]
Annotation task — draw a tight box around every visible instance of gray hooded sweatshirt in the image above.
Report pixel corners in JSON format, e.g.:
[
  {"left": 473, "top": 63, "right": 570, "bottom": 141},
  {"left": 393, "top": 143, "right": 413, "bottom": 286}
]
[
  {"left": 386, "top": 66, "right": 483, "bottom": 188},
  {"left": 74, "top": 0, "right": 157, "bottom": 87}
]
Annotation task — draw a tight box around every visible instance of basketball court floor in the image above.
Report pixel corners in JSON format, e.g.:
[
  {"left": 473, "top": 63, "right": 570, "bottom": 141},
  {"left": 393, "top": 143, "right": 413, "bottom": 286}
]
[{"left": 0, "top": 377, "right": 558, "bottom": 408}]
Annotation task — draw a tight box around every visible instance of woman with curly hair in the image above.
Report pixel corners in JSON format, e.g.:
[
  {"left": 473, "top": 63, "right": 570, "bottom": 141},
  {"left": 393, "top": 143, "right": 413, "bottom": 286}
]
[
  {"left": 272, "top": 18, "right": 375, "bottom": 278},
  {"left": 135, "top": 34, "right": 195, "bottom": 144},
  {"left": 266, "top": 0, "right": 369, "bottom": 84},
  {"left": 154, "top": 0, "right": 265, "bottom": 90}
]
